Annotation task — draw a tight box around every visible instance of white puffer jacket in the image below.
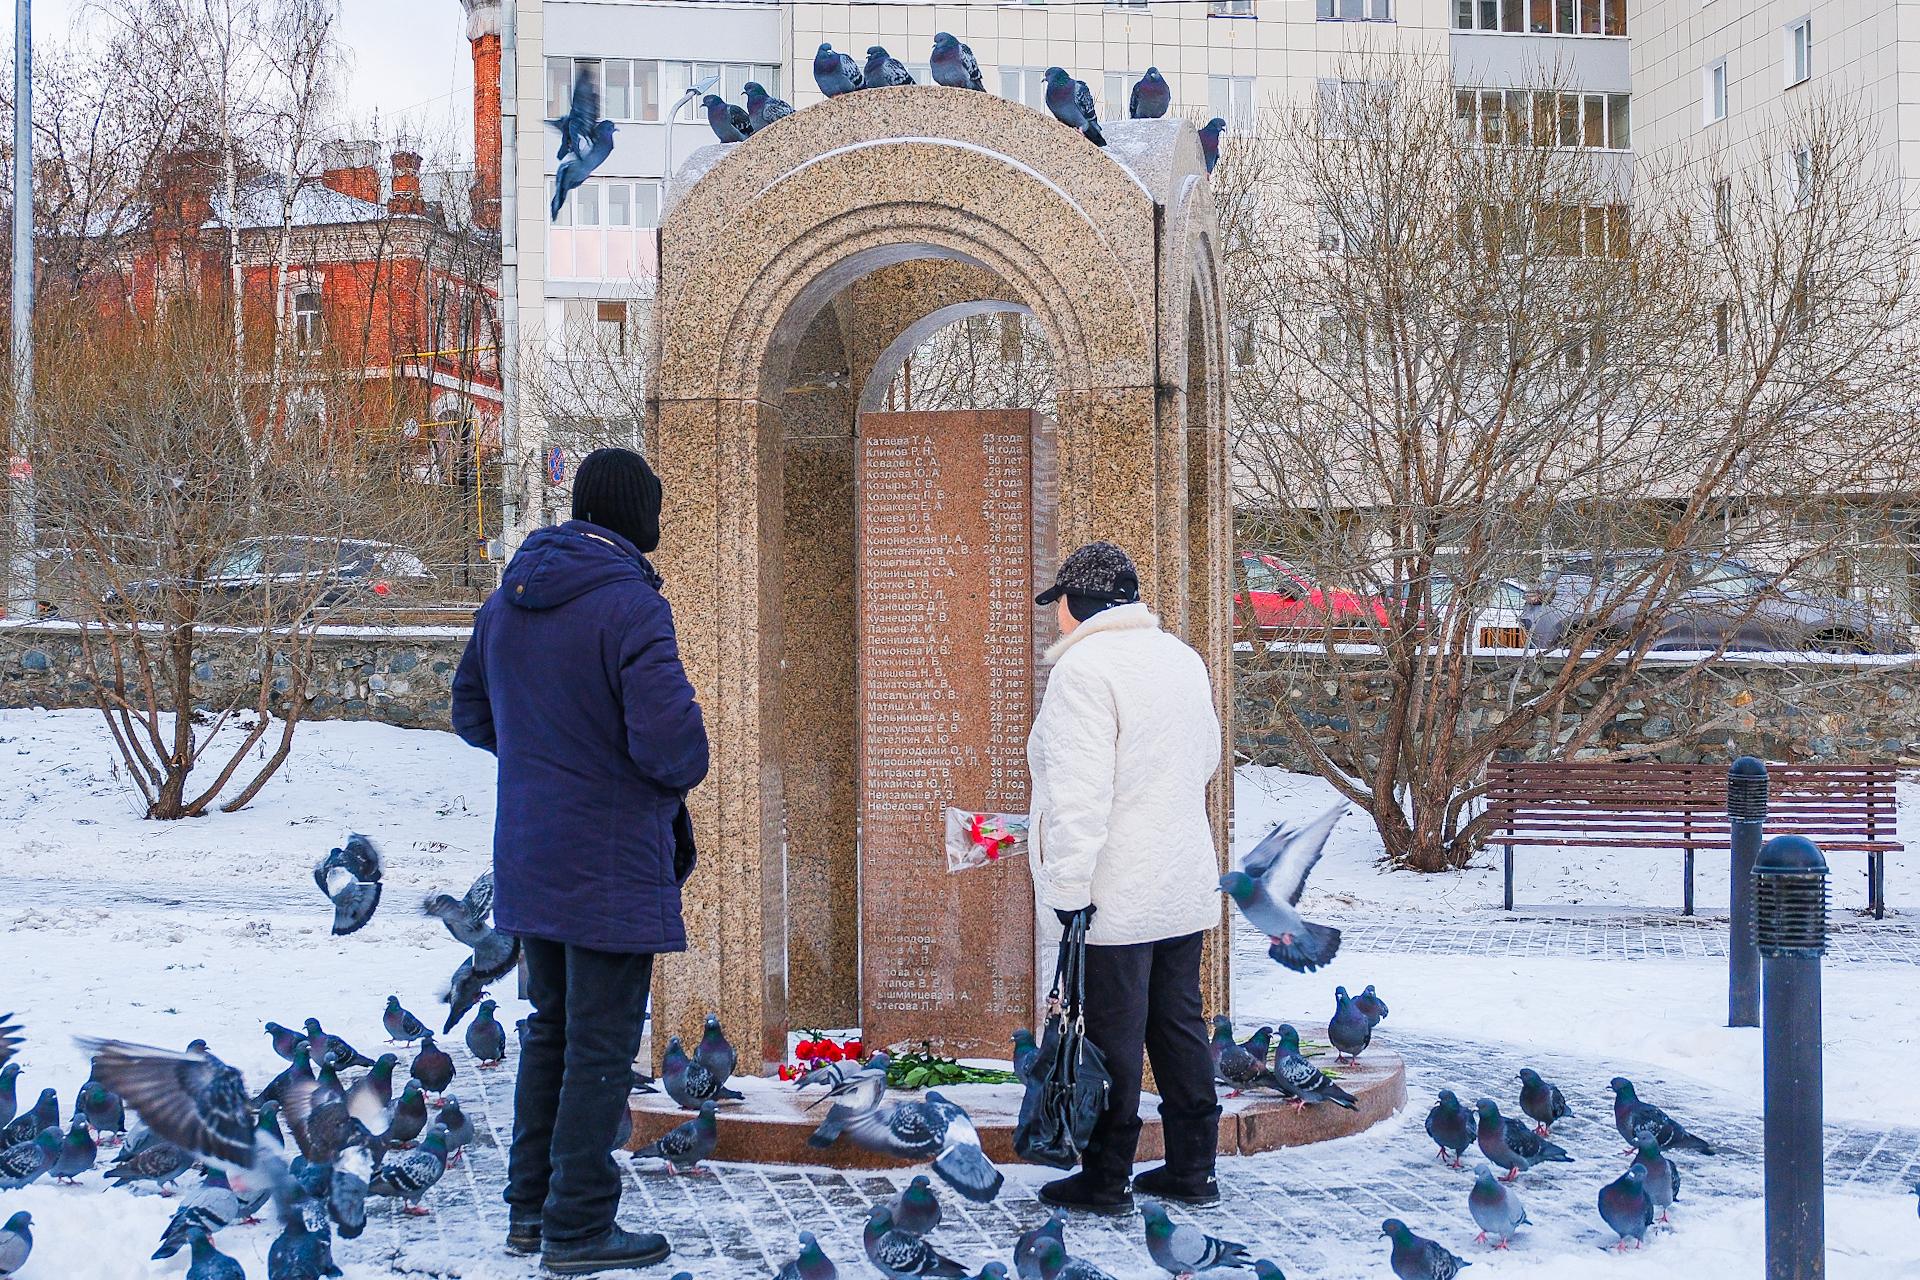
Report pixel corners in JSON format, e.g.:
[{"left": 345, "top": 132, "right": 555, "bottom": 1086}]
[{"left": 1026, "top": 602, "right": 1223, "bottom": 946}]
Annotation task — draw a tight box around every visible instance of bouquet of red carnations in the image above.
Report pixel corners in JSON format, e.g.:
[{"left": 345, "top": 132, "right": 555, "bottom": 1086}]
[{"left": 943, "top": 808, "right": 1030, "bottom": 872}]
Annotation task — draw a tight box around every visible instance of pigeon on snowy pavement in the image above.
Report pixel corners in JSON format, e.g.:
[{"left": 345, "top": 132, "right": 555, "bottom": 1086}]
[
  {"left": 1517, "top": 1068, "right": 1569, "bottom": 1136},
  {"left": 776, "top": 1230, "right": 839, "bottom": 1280},
  {"left": 1272, "top": 1025, "right": 1355, "bottom": 1110},
  {"left": 812, "top": 43, "right": 864, "bottom": 97},
  {"left": 436, "top": 1097, "right": 474, "bottom": 1161},
  {"left": 635, "top": 1101, "right": 718, "bottom": 1173},
  {"left": 80, "top": 1037, "right": 255, "bottom": 1166},
  {"left": 929, "top": 33, "right": 983, "bottom": 91},
  {"left": 1015, "top": 1216, "right": 1066, "bottom": 1280},
  {"left": 1425, "top": 1090, "right": 1474, "bottom": 1167},
  {"left": 103, "top": 1135, "right": 193, "bottom": 1191},
  {"left": 466, "top": 1000, "right": 507, "bottom": 1066},
  {"left": 313, "top": 833, "right": 383, "bottom": 935},
  {"left": 1474, "top": 1098, "right": 1570, "bottom": 1181},
  {"left": 1, "top": 1088, "right": 56, "bottom": 1144},
  {"left": 889, "top": 1174, "right": 942, "bottom": 1235},
  {"left": 382, "top": 1081, "right": 428, "bottom": 1148},
  {"left": 1032, "top": 1238, "right": 1116, "bottom": 1280},
  {"left": 1466, "top": 1163, "right": 1527, "bottom": 1248},
  {"left": 0, "top": 1063, "right": 18, "bottom": 1127},
  {"left": 1220, "top": 803, "right": 1346, "bottom": 973},
  {"left": 1251, "top": 1264, "right": 1286, "bottom": 1280},
  {"left": 154, "top": 1168, "right": 244, "bottom": 1258},
  {"left": 328, "top": 1143, "right": 371, "bottom": 1238},
  {"left": 0, "top": 1211, "right": 31, "bottom": 1277},
  {"left": 302, "top": 1020, "right": 373, "bottom": 1073},
  {"left": 265, "top": 1022, "right": 307, "bottom": 1062},
  {"left": 1609, "top": 1077, "right": 1714, "bottom": 1154},
  {"left": 1354, "top": 984, "right": 1389, "bottom": 1026},
  {"left": 80, "top": 1078, "right": 126, "bottom": 1139},
  {"left": 281, "top": 1073, "right": 373, "bottom": 1169},
  {"left": 1141, "top": 1199, "right": 1247, "bottom": 1275},
  {"left": 266, "top": 1193, "right": 339, "bottom": 1279},
  {"left": 863, "top": 1204, "right": 968, "bottom": 1278},
  {"left": 185, "top": 1226, "right": 244, "bottom": 1280},
  {"left": 409, "top": 1034, "right": 455, "bottom": 1100},
  {"left": 1381, "top": 1218, "right": 1469, "bottom": 1280},
  {"left": 50, "top": 1119, "right": 96, "bottom": 1181},
  {"left": 1632, "top": 1136, "right": 1681, "bottom": 1221},
  {"left": 1598, "top": 1163, "right": 1655, "bottom": 1250},
  {"left": 344, "top": 1055, "right": 396, "bottom": 1133},
  {"left": 0, "top": 1130, "right": 58, "bottom": 1189},
  {"left": 383, "top": 997, "right": 428, "bottom": 1046},
  {"left": 256, "top": 1045, "right": 316, "bottom": 1110},
  {"left": 1327, "top": 987, "right": 1372, "bottom": 1063},
  {"left": 369, "top": 1126, "right": 449, "bottom": 1215}
]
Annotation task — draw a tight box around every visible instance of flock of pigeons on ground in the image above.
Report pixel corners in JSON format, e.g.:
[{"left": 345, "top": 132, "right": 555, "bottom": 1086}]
[{"left": 550, "top": 33, "right": 1227, "bottom": 220}]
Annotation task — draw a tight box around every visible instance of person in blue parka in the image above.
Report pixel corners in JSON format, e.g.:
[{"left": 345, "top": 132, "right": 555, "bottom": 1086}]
[{"left": 452, "top": 446, "right": 707, "bottom": 1275}]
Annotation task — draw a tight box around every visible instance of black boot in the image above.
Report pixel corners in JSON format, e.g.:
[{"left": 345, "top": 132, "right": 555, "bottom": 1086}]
[
  {"left": 506, "top": 1208, "right": 542, "bottom": 1255},
  {"left": 541, "top": 1225, "right": 672, "bottom": 1275},
  {"left": 1131, "top": 1164, "right": 1220, "bottom": 1206},
  {"left": 1037, "top": 1169, "right": 1135, "bottom": 1216}
]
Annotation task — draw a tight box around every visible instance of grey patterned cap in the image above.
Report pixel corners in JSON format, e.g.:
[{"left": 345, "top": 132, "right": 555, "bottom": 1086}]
[{"left": 1035, "top": 541, "right": 1140, "bottom": 606}]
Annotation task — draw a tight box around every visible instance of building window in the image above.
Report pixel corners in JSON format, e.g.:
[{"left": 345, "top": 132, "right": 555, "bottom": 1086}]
[
  {"left": 1211, "top": 0, "right": 1255, "bottom": 15},
  {"left": 553, "top": 178, "right": 663, "bottom": 229},
  {"left": 1211, "top": 75, "right": 1257, "bottom": 132},
  {"left": 292, "top": 290, "right": 323, "bottom": 351},
  {"left": 1108, "top": 0, "right": 1149, "bottom": 9},
  {"left": 1455, "top": 0, "right": 1620, "bottom": 33},
  {"left": 1785, "top": 17, "right": 1812, "bottom": 87},
  {"left": 1712, "top": 178, "right": 1732, "bottom": 241},
  {"left": 1320, "top": 0, "right": 1391, "bottom": 17},
  {"left": 1789, "top": 146, "right": 1814, "bottom": 208},
  {"left": 999, "top": 67, "right": 1049, "bottom": 108},
  {"left": 596, "top": 301, "right": 630, "bottom": 355},
  {"left": 1103, "top": 71, "right": 1142, "bottom": 121},
  {"left": 1456, "top": 88, "right": 1628, "bottom": 149},
  {"left": 1532, "top": 202, "right": 1629, "bottom": 258},
  {"left": 1704, "top": 60, "right": 1727, "bottom": 124},
  {"left": 547, "top": 56, "right": 776, "bottom": 125}
]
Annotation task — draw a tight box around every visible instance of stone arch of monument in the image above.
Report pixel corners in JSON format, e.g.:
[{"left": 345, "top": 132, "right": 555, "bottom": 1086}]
[{"left": 645, "top": 87, "right": 1233, "bottom": 1069}]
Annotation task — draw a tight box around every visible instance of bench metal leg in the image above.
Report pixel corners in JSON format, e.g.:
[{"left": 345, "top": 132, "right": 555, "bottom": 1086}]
[
  {"left": 1873, "top": 853, "right": 1885, "bottom": 920},
  {"left": 1684, "top": 849, "right": 1694, "bottom": 916},
  {"left": 1504, "top": 845, "right": 1514, "bottom": 912}
]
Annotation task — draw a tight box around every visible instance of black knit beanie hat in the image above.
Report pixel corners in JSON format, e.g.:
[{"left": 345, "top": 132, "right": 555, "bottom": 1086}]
[
  {"left": 1036, "top": 541, "right": 1140, "bottom": 621},
  {"left": 571, "top": 447, "right": 662, "bottom": 554}
]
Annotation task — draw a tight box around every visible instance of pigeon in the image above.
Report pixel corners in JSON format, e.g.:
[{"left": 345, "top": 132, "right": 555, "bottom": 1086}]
[
  {"left": 1129, "top": 68, "right": 1170, "bottom": 120},
  {"left": 1272, "top": 1025, "right": 1356, "bottom": 1110},
  {"left": 776, "top": 1230, "right": 839, "bottom": 1280},
  {"left": 697, "top": 1013, "right": 738, "bottom": 1086},
  {"left": 422, "top": 870, "right": 494, "bottom": 937},
  {"left": 1381, "top": 1218, "right": 1469, "bottom": 1280},
  {"left": 369, "top": 1125, "right": 449, "bottom": 1215},
  {"left": 1042, "top": 68, "right": 1105, "bottom": 147},
  {"left": 890, "top": 1173, "right": 942, "bottom": 1235},
  {"left": 704, "top": 93, "right": 752, "bottom": 143},
  {"left": 744, "top": 82, "right": 794, "bottom": 131},
  {"left": 410, "top": 1034, "right": 455, "bottom": 1099},
  {"left": 1517, "top": 1068, "right": 1570, "bottom": 1136},
  {"left": 329, "top": 1142, "right": 372, "bottom": 1238},
  {"left": 1609, "top": 1078, "right": 1714, "bottom": 1154},
  {"left": 1197, "top": 118, "right": 1225, "bottom": 174},
  {"left": 1425, "top": 1090, "right": 1474, "bottom": 1167},
  {"left": 1141, "top": 1198, "right": 1247, "bottom": 1275},
  {"left": 813, "top": 43, "right": 864, "bottom": 97},
  {"left": 154, "top": 1168, "right": 244, "bottom": 1258},
  {"left": 1012, "top": 1214, "right": 1069, "bottom": 1280},
  {"left": 1354, "top": 984, "right": 1389, "bottom": 1026},
  {"left": 663, "top": 1035, "right": 737, "bottom": 1109},
  {"left": 228, "top": 1106, "right": 284, "bottom": 1220},
  {"left": 1210, "top": 1017, "right": 1277, "bottom": 1096},
  {"left": 0, "top": 1212, "right": 30, "bottom": 1278},
  {"left": 1, "top": 1088, "right": 56, "bottom": 1145},
  {"left": 437, "top": 1097, "right": 475, "bottom": 1160},
  {"left": 1221, "top": 804, "right": 1345, "bottom": 973},
  {"left": 80, "top": 1078, "right": 126, "bottom": 1139},
  {"left": 51, "top": 1118, "right": 97, "bottom": 1181},
  {"left": 1251, "top": 1265, "right": 1285, "bottom": 1280},
  {"left": 267, "top": 1197, "right": 340, "bottom": 1279},
  {"left": 265, "top": 1022, "right": 308, "bottom": 1062},
  {"left": 281, "top": 1073, "right": 373, "bottom": 1168},
  {"left": 257, "top": 1045, "right": 316, "bottom": 1110},
  {"left": 424, "top": 889, "right": 520, "bottom": 1033},
  {"left": 1474, "top": 1098, "right": 1571, "bottom": 1181},
  {"left": 547, "top": 60, "right": 601, "bottom": 162},
  {"left": 810, "top": 1089, "right": 1002, "bottom": 1202},
  {"left": 1011, "top": 1029, "right": 1041, "bottom": 1085},
  {"left": 0, "top": 1018, "right": 16, "bottom": 1070},
  {"left": 1033, "top": 1238, "right": 1117, "bottom": 1280},
  {"left": 1632, "top": 1136, "right": 1681, "bottom": 1221},
  {"left": 863, "top": 46, "right": 915, "bottom": 88},
  {"left": 0, "top": 1063, "right": 17, "bottom": 1127},
  {"left": 185, "top": 1226, "right": 245, "bottom": 1280},
  {"left": 971, "top": 1269, "right": 1012, "bottom": 1280},
  {"left": 383, "top": 997, "right": 429, "bottom": 1046},
  {"left": 348, "top": 1053, "right": 397, "bottom": 1120},
  {"left": 929, "top": 33, "right": 983, "bottom": 91},
  {"left": 0, "top": 1130, "right": 58, "bottom": 1189},
  {"left": 804, "top": 1051, "right": 891, "bottom": 1112},
  {"left": 302, "top": 1021, "right": 374, "bottom": 1073},
  {"left": 80, "top": 1037, "right": 256, "bottom": 1166},
  {"left": 313, "top": 833, "right": 383, "bottom": 935},
  {"left": 382, "top": 1081, "right": 428, "bottom": 1147},
  {"left": 1598, "top": 1163, "right": 1655, "bottom": 1250},
  {"left": 1466, "top": 1164, "right": 1527, "bottom": 1248},
  {"left": 1327, "top": 988, "right": 1372, "bottom": 1064},
  {"left": 552, "top": 119, "right": 617, "bottom": 221},
  {"left": 467, "top": 1000, "right": 507, "bottom": 1066},
  {"left": 862, "top": 1204, "right": 968, "bottom": 1278},
  {"left": 636, "top": 1100, "right": 718, "bottom": 1173},
  {"left": 103, "top": 1135, "right": 194, "bottom": 1191}
]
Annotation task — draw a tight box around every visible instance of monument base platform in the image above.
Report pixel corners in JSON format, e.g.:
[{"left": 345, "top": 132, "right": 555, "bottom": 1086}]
[{"left": 626, "top": 1051, "right": 1406, "bottom": 1168}]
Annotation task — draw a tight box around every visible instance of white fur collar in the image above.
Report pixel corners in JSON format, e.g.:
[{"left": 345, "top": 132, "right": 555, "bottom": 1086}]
[{"left": 1044, "top": 601, "right": 1160, "bottom": 662}]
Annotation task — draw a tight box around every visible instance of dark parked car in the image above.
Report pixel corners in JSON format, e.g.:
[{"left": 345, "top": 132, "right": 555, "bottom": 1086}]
[
  {"left": 1520, "top": 553, "right": 1913, "bottom": 654},
  {"left": 110, "top": 537, "right": 435, "bottom": 620}
]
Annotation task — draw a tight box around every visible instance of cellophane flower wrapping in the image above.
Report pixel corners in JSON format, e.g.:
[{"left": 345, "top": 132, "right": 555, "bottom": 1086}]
[{"left": 944, "top": 808, "right": 1030, "bottom": 872}]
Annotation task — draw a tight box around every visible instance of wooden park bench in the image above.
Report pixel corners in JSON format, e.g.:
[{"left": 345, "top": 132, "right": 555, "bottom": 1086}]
[{"left": 1484, "top": 760, "right": 1901, "bottom": 918}]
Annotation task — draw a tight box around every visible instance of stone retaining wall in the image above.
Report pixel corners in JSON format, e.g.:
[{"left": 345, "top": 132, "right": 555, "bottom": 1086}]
[{"left": 4, "top": 621, "right": 1917, "bottom": 765}]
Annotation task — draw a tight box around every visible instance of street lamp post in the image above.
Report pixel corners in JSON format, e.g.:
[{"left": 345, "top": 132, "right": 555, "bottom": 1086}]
[
  {"left": 1727, "top": 755, "right": 1767, "bottom": 1027},
  {"left": 1756, "top": 832, "right": 1829, "bottom": 1280},
  {"left": 662, "top": 75, "right": 720, "bottom": 201},
  {"left": 7, "top": 0, "right": 34, "bottom": 621}
]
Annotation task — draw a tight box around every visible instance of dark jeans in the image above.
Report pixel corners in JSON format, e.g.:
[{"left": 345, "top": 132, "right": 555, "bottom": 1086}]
[
  {"left": 1079, "top": 930, "right": 1220, "bottom": 1188},
  {"left": 505, "top": 936, "right": 654, "bottom": 1242}
]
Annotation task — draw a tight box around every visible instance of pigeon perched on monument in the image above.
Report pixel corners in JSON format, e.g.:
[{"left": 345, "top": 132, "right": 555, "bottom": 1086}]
[
  {"left": 745, "top": 82, "right": 794, "bottom": 131},
  {"left": 1327, "top": 987, "right": 1372, "bottom": 1062},
  {"left": 813, "top": 43, "right": 865, "bottom": 97},
  {"left": 1273, "top": 1024, "right": 1356, "bottom": 1110},
  {"left": 930, "top": 33, "right": 984, "bottom": 91},
  {"left": 704, "top": 94, "right": 752, "bottom": 143},
  {"left": 1129, "top": 68, "right": 1170, "bottom": 120},
  {"left": 864, "top": 46, "right": 915, "bottom": 88},
  {"left": 1198, "top": 118, "right": 1225, "bottom": 174},
  {"left": 1043, "top": 68, "right": 1105, "bottom": 147}
]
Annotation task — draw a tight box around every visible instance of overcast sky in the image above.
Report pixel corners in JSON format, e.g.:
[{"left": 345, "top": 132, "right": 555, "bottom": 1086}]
[{"left": 30, "top": 0, "right": 475, "bottom": 161}]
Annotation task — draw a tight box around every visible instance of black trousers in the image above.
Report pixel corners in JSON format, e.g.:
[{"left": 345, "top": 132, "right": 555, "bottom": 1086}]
[
  {"left": 505, "top": 936, "right": 654, "bottom": 1242},
  {"left": 1078, "top": 930, "right": 1221, "bottom": 1187}
]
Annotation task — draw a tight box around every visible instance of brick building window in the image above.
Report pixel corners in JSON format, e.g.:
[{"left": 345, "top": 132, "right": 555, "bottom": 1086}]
[{"left": 292, "top": 290, "right": 323, "bottom": 351}]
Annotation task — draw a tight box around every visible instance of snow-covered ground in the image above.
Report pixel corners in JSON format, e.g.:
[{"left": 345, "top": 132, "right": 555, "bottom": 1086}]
[{"left": 1, "top": 708, "right": 1916, "bottom": 1278}]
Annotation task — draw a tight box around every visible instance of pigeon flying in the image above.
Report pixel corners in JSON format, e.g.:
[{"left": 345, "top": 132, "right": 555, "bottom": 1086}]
[
  {"left": 1609, "top": 1077, "right": 1715, "bottom": 1154},
  {"left": 313, "top": 833, "right": 383, "bottom": 935},
  {"left": 635, "top": 1100, "right": 719, "bottom": 1173},
  {"left": 1466, "top": 1163, "right": 1528, "bottom": 1248},
  {"left": 0, "top": 1063, "right": 17, "bottom": 1128},
  {"left": 1327, "top": 987, "right": 1372, "bottom": 1063},
  {"left": 1598, "top": 1163, "right": 1655, "bottom": 1250},
  {"left": 810, "top": 1089, "right": 1003, "bottom": 1202},
  {"left": 1222, "top": 803, "right": 1345, "bottom": 973},
  {"left": 79, "top": 1037, "right": 256, "bottom": 1166},
  {"left": 1474, "top": 1098, "right": 1571, "bottom": 1181},
  {"left": 1517, "top": 1068, "right": 1570, "bottom": 1136},
  {"left": 1140, "top": 1198, "right": 1248, "bottom": 1275},
  {"left": 1381, "top": 1218, "right": 1469, "bottom": 1280},
  {"left": 1425, "top": 1090, "right": 1474, "bottom": 1167}
]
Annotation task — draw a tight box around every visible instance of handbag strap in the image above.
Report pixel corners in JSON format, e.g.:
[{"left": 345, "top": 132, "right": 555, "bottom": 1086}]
[{"left": 1064, "top": 913, "right": 1089, "bottom": 1033}]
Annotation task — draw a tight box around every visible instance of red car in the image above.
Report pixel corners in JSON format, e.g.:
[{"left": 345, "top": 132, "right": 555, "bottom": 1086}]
[{"left": 1234, "top": 552, "right": 1391, "bottom": 635}]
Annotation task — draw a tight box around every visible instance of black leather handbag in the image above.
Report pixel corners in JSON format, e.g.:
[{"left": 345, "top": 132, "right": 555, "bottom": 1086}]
[{"left": 1013, "top": 912, "right": 1111, "bottom": 1169}]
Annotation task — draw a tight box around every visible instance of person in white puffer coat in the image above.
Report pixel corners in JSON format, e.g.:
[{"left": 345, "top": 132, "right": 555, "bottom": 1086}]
[{"left": 1026, "top": 540, "right": 1225, "bottom": 1214}]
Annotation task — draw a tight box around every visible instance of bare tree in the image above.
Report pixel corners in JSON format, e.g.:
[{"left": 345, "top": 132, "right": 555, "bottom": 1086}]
[{"left": 1226, "top": 67, "right": 1920, "bottom": 871}]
